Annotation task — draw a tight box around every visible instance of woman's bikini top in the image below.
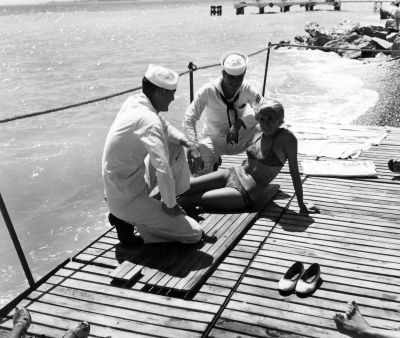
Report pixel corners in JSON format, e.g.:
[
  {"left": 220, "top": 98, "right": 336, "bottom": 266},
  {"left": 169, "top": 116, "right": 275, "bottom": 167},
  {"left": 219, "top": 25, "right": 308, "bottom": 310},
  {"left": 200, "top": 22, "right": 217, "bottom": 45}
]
[
  {"left": 236, "top": 129, "right": 288, "bottom": 197},
  {"left": 246, "top": 131, "right": 285, "bottom": 168}
]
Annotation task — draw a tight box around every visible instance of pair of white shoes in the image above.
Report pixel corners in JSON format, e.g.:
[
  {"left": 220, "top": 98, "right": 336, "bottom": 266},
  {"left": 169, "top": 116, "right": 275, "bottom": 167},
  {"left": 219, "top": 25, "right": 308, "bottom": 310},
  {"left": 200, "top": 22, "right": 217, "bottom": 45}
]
[{"left": 278, "top": 262, "right": 321, "bottom": 295}]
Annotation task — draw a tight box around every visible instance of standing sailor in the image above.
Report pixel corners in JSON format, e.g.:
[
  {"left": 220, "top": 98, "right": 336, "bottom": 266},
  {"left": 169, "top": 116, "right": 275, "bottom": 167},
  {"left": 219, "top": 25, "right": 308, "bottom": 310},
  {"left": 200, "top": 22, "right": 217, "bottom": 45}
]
[
  {"left": 102, "top": 64, "right": 202, "bottom": 245},
  {"left": 184, "top": 51, "right": 262, "bottom": 175}
]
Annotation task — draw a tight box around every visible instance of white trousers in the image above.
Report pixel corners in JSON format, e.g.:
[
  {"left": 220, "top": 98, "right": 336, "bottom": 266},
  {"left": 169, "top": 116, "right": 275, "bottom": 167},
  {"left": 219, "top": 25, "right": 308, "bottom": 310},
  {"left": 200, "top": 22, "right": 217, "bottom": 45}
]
[
  {"left": 107, "top": 143, "right": 202, "bottom": 244},
  {"left": 196, "top": 125, "right": 260, "bottom": 175}
]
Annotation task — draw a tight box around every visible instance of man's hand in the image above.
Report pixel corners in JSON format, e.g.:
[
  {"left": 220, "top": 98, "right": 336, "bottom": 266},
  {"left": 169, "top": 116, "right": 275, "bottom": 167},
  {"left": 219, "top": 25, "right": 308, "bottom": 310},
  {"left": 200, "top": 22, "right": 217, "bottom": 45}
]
[
  {"left": 226, "top": 119, "right": 246, "bottom": 145},
  {"left": 186, "top": 141, "right": 204, "bottom": 174},
  {"left": 162, "top": 202, "right": 187, "bottom": 216}
]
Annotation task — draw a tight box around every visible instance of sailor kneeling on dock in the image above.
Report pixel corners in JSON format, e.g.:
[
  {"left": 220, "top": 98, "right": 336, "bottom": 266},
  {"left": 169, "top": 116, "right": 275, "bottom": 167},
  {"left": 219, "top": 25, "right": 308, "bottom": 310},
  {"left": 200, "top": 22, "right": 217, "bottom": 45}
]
[
  {"left": 102, "top": 64, "right": 203, "bottom": 245},
  {"left": 184, "top": 51, "right": 262, "bottom": 175}
]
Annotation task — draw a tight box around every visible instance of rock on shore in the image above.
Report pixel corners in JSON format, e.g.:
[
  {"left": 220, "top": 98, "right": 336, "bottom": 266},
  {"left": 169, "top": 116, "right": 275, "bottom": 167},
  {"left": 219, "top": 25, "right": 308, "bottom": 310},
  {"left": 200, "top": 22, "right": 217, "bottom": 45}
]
[{"left": 288, "top": 20, "right": 400, "bottom": 59}]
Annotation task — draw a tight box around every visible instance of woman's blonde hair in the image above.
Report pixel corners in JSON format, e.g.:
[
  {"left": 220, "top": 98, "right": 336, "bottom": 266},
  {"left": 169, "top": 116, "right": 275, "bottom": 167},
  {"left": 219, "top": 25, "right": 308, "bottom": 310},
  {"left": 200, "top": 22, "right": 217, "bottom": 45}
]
[{"left": 255, "top": 99, "right": 284, "bottom": 124}]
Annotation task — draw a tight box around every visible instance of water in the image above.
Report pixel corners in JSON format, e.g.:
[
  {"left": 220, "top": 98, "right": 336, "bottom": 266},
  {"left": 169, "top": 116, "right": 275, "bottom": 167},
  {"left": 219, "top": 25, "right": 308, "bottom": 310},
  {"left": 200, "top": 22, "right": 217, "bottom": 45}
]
[{"left": 0, "top": 0, "right": 382, "bottom": 306}]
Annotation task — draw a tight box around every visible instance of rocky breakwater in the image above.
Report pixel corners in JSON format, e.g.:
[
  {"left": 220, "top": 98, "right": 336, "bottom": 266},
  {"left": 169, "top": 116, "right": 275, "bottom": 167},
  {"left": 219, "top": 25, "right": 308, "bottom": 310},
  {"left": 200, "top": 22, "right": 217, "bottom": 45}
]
[{"left": 287, "top": 20, "right": 400, "bottom": 59}]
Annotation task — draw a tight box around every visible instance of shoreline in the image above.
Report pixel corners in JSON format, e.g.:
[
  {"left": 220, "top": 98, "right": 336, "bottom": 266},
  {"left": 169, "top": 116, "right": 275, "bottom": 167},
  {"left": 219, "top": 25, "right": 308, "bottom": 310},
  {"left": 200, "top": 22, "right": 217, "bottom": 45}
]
[{"left": 351, "top": 57, "right": 400, "bottom": 127}]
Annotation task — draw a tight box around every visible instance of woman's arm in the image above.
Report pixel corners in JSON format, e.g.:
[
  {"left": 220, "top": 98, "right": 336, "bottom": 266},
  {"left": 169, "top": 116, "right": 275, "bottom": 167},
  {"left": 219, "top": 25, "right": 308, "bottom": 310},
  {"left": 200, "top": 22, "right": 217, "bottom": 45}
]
[{"left": 285, "top": 131, "right": 316, "bottom": 214}]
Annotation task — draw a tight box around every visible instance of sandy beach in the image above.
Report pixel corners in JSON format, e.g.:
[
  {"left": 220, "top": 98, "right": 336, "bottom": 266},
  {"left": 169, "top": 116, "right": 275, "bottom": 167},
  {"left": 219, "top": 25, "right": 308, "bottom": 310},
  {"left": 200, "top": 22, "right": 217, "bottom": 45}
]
[{"left": 352, "top": 57, "right": 400, "bottom": 127}]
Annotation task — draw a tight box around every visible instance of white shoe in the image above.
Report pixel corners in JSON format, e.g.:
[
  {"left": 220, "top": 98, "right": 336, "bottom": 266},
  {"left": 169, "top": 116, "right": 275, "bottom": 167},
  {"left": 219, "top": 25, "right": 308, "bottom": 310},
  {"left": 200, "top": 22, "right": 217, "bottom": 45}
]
[
  {"left": 278, "top": 261, "right": 304, "bottom": 292},
  {"left": 295, "top": 263, "right": 321, "bottom": 295}
]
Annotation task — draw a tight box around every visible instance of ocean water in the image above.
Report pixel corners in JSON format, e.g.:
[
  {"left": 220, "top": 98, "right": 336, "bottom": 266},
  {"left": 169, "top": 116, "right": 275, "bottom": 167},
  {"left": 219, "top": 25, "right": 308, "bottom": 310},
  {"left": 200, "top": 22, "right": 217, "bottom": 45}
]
[{"left": 0, "top": 0, "right": 383, "bottom": 306}]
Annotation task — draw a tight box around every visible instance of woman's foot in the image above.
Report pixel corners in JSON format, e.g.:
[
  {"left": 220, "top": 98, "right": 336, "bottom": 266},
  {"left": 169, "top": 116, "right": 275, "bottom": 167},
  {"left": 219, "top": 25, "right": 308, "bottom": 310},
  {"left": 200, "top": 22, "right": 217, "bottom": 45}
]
[
  {"left": 63, "top": 321, "right": 90, "bottom": 338},
  {"left": 12, "top": 307, "right": 32, "bottom": 338},
  {"left": 333, "top": 301, "right": 371, "bottom": 338}
]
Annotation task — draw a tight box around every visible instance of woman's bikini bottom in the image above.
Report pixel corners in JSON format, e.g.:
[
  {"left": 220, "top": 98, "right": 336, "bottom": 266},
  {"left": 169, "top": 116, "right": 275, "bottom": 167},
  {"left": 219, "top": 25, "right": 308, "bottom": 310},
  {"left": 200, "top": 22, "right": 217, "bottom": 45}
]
[{"left": 225, "top": 167, "right": 253, "bottom": 207}]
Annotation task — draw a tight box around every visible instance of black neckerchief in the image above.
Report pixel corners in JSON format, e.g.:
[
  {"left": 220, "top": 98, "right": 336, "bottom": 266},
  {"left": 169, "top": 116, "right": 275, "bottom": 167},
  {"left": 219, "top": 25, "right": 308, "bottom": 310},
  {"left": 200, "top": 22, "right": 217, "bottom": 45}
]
[{"left": 218, "top": 90, "right": 240, "bottom": 128}]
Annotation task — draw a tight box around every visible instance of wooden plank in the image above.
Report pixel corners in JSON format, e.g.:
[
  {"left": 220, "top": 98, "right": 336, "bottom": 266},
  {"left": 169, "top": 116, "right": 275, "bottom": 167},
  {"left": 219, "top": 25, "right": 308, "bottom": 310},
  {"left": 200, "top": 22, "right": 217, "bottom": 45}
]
[
  {"left": 279, "top": 212, "right": 400, "bottom": 235},
  {"left": 44, "top": 275, "right": 220, "bottom": 314},
  {"left": 239, "top": 277, "right": 400, "bottom": 317},
  {"left": 0, "top": 319, "right": 66, "bottom": 338},
  {"left": 273, "top": 225, "right": 400, "bottom": 249},
  {"left": 179, "top": 213, "right": 257, "bottom": 290},
  {"left": 17, "top": 302, "right": 198, "bottom": 338},
  {"left": 226, "top": 299, "right": 337, "bottom": 330},
  {"left": 145, "top": 213, "right": 234, "bottom": 288},
  {"left": 109, "top": 260, "right": 141, "bottom": 280},
  {"left": 146, "top": 213, "right": 234, "bottom": 287},
  {"left": 25, "top": 290, "right": 208, "bottom": 332},
  {"left": 216, "top": 308, "right": 340, "bottom": 338},
  {"left": 172, "top": 212, "right": 257, "bottom": 291},
  {"left": 267, "top": 236, "right": 399, "bottom": 264},
  {"left": 233, "top": 284, "right": 399, "bottom": 330},
  {"left": 259, "top": 242, "right": 400, "bottom": 276},
  {"left": 250, "top": 260, "right": 400, "bottom": 294},
  {"left": 209, "top": 327, "right": 302, "bottom": 338},
  {"left": 268, "top": 234, "right": 399, "bottom": 262}
]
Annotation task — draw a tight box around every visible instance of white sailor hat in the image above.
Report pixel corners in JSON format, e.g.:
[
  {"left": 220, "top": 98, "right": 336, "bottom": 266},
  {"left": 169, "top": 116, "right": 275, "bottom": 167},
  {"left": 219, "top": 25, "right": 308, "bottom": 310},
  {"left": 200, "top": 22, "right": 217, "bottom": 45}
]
[
  {"left": 144, "top": 64, "right": 179, "bottom": 90},
  {"left": 220, "top": 51, "right": 249, "bottom": 76}
]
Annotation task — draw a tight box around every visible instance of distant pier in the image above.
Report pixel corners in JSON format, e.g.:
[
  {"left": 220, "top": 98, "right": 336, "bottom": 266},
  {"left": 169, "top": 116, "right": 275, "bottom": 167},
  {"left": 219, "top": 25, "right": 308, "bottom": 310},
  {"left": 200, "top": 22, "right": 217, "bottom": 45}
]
[
  {"left": 234, "top": 0, "right": 342, "bottom": 14},
  {"left": 234, "top": 0, "right": 396, "bottom": 14}
]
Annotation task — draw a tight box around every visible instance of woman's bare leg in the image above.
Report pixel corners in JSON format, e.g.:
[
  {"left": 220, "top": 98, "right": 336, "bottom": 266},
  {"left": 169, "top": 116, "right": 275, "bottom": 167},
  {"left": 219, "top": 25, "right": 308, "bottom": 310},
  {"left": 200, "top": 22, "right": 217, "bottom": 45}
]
[
  {"left": 180, "top": 187, "right": 246, "bottom": 211},
  {"left": 183, "top": 169, "right": 230, "bottom": 196}
]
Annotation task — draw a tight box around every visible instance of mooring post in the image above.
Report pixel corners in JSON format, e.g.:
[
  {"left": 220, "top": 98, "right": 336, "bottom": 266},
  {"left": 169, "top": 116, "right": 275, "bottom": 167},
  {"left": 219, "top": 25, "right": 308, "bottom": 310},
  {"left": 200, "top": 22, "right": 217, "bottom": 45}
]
[
  {"left": 0, "top": 193, "right": 35, "bottom": 287},
  {"left": 188, "top": 62, "right": 196, "bottom": 103},
  {"left": 262, "top": 42, "right": 272, "bottom": 96}
]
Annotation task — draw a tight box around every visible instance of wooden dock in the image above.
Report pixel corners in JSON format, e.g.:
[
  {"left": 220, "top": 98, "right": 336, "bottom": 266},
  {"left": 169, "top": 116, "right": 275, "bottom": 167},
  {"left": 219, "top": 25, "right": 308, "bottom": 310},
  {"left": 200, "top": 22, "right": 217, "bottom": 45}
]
[{"left": 1, "top": 125, "right": 400, "bottom": 337}]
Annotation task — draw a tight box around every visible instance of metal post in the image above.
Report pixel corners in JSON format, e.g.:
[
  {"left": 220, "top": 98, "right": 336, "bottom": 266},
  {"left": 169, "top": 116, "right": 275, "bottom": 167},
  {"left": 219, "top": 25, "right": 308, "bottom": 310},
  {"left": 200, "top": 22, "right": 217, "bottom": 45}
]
[
  {"left": 262, "top": 42, "right": 272, "bottom": 97},
  {"left": 188, "top": 62, "right": 195, "bottom": 103},
  {"left": 0, "top": 193, "right": 35, "bottom": 287}
]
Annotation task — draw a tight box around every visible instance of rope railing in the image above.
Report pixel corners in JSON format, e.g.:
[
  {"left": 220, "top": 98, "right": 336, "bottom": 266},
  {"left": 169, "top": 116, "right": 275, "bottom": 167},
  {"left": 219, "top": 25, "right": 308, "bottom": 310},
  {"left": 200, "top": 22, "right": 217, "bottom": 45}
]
[
  {"left": 0, "top": 85, "right": 141, "bottom": 124},
  {"left": 0, "top": 68, "right": 193, "bottom": 124},
  {"left": 0, "top": 43, "right": 398, "bottom": 124}
]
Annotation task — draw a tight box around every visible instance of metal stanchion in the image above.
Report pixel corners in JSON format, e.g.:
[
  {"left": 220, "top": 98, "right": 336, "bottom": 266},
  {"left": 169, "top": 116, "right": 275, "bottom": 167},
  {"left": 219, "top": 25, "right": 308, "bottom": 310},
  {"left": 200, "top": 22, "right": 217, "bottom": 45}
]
[
  {"left": 188, "top": 62, "right": 197, "bottom": 103},
  {"left": 0, "top": 193, "right": 35, "bottom": 287},
  {"left": 188, "top": 62, "right": 194, "bottom": 103},
  {"left": 262, "top": 42, "right": 272, "bottom": 96}
]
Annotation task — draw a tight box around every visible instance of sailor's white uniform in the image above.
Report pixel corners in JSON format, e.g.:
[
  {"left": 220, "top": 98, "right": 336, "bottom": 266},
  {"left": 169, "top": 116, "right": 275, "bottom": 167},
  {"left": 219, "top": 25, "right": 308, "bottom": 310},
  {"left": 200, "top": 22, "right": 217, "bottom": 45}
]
[
  {"left": 102, "top": 93, "right": 202, "bottom": 244},
  {"left": 183, "top": 77, "right": 261, "bottom": 174}
]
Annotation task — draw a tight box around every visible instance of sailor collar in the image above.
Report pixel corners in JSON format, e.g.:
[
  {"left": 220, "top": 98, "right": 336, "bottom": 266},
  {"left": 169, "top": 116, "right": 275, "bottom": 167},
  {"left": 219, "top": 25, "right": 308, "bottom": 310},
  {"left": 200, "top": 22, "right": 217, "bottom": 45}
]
[{"left": 139, "top": 93, "right": 158, "bottom": 114}]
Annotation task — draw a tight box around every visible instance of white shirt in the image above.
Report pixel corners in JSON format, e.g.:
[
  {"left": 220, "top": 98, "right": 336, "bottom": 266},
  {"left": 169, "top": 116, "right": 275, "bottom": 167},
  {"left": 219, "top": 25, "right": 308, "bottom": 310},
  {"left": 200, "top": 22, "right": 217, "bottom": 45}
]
[
  {"left": 102, "top": 93, "right": 186, "bottom": 208},
  {"left": 183, "top": 77, "right": 261, "bottom": 140},
  {"left": 394, "top": 7, "right": 400, "bottom": 18}
]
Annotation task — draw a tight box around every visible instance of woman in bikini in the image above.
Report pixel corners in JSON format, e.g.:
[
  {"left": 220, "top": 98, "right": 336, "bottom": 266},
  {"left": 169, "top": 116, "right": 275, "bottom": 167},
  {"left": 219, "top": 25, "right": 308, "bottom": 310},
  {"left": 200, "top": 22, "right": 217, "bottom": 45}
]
[{"left": 179, "top": 99, "right": 316, "bottom": 214}]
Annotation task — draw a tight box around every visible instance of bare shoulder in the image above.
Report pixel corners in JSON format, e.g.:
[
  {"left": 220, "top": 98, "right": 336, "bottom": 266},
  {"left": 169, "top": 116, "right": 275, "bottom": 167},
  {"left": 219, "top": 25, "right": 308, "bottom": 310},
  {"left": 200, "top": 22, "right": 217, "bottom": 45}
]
[{"left": 278, "top": 128, "right": 297, "bottom": 144}]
